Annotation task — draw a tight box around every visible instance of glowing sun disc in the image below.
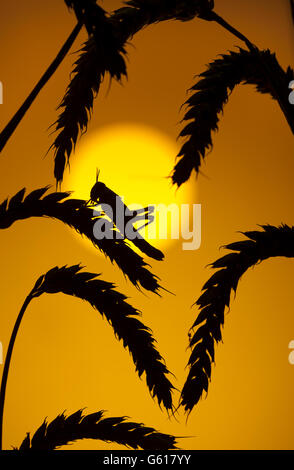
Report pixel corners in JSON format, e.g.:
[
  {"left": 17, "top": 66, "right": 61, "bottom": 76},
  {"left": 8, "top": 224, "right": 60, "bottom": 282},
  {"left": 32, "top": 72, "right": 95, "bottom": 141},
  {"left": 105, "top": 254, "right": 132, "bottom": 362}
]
[{"left": 65, "top": 123, "right": 196, "bottom": 251}]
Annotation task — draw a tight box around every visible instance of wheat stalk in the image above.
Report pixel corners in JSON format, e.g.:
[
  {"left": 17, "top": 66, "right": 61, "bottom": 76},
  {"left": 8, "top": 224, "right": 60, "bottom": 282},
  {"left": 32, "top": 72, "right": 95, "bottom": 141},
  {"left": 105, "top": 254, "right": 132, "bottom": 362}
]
[
  {"left": 3, "top": 0, "right": 289, "bottom": 185},
  {"left": 180, "top": 224, "right": 294, "bottom": 415},
  {"left": 123, "top": 0, "right": 214, "bottom": 23},
  {"left": 0, "top": 265, "right": 175, "bottom": 449},
  {"left": 16, "top": 409, "right": 178, "bottom": 450},
  {"left": 52, "top": 1, "right": 128, "bottom": 185},
  {"left": 290, "top": 0, "right": 294, "bottom": 25},
  {"left": 51, "top": 0, "right": 215, "bottom": 184},
  {"left": 0, "top": 186, "right": 163, "bottom": 294},
  {"left": 0, "top": 22, "right": 83, "bottom": 153},
  {"left": 64, "top": 1, "right": 105, "bottom": 36},
  {"left": 32, "top": 265, "right": 175, "bottom": 412},
  {"left": 172, "top": 48, "right": 294, "bottom": 186}
]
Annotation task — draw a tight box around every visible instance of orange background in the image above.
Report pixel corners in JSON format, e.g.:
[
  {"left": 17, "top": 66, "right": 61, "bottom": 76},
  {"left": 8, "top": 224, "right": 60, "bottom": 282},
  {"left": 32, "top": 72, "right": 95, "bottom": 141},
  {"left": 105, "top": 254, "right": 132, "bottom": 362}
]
[{"left": 0, "top": 0, "right": 294, "bottom": 450}]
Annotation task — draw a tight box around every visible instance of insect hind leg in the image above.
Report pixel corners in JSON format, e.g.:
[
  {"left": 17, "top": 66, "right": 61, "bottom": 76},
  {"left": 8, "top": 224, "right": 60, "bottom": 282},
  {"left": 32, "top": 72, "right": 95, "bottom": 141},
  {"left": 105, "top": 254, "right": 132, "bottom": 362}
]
[
  {"left": 133, "top": 206, "right": 155, "bottom": 232},
  {"left": 133, "top": 205, "right": 154, "bottom": 218},
  {"left": 135, "top": 218, "right": 155, "bottom": 232}
]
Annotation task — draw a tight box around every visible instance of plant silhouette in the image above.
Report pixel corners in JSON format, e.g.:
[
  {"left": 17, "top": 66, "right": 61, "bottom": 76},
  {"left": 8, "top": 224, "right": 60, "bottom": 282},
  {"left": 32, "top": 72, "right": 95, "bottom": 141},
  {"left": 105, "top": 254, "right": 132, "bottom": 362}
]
[
  {"left": 180, "top": 225, "right": 294, "bottom": 415},
  {"left": 0, "top": 0, "right": 293, "bottom": 451},
  {"left": 0, "top": 264, "right": 175, "bottom": 448},
  {"left": 291, "top": 0, "right": 294, "bottom": 24},
  {"left": 173, "top": 48, "right": 294, "bottom": 186},
  {"left": 0, "top": 186, "right": 163, "bottom": 293},
  {"left": 16, "top": 409, "right": 178, "bottom": 450}
]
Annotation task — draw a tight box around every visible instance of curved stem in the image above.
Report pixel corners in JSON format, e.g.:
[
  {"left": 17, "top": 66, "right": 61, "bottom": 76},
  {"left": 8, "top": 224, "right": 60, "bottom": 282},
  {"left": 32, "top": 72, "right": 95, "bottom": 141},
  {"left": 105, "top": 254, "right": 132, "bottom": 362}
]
[
  {"left": 0, "top": 21, "right": 83, "bottom": 153},
  {"left": 0, "top": 291, "right": 35, "bottom": 450},
  {"left": 211, "top": 11, "right": 294, "bottom": 135}
]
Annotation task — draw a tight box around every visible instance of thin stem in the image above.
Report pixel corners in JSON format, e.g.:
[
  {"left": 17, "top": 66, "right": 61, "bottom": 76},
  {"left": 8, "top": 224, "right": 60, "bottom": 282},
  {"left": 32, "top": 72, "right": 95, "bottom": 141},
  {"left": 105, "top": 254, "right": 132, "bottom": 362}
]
[
  {"left": 209, "top": 11, "right": 256, "bottom": 51},
  {"left": 0, "top": 291, "right": 35, "bottom": 450},
  {"left": 0, "top": 21, "right": 83, "bottom": 153},
  {"left": 210, "top": 11, "right": 294, "bottom": 135},
  {"left": 290, "top": 0, "right": 294, "bottom": 25}
]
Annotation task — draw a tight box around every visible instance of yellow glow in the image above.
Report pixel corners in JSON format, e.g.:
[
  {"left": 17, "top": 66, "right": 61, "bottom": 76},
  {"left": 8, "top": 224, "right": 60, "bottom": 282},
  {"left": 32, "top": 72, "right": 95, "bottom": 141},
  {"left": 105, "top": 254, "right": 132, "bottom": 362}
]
[{"left": 65, "top": 123, "right": 195, "bottom": 251}]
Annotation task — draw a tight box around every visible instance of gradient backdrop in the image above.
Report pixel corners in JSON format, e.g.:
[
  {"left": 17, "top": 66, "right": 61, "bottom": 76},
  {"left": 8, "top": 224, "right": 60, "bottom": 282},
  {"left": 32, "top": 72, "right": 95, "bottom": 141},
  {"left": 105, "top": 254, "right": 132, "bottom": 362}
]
[{"left": 0, "top": 0, "right": 294, "bottom": 450}]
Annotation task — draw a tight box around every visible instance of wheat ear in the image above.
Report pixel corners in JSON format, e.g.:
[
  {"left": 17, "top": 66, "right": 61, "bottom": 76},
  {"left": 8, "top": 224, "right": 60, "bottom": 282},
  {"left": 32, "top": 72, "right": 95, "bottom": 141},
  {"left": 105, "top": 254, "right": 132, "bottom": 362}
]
[
  {"left": 180, "top": 224, "right": 294, "bottom": 415},
  {"left": 17, "top": 409, "right": 179, "bottom": 450},
  {"left": 0, "top": 264, "right": 176, "bottom": 448},
  {"left": 51, "top": 0, "right": 215, "bottom": 184},
  {"left": 0, "top": 187, "right": 164, "bottom": 294}
]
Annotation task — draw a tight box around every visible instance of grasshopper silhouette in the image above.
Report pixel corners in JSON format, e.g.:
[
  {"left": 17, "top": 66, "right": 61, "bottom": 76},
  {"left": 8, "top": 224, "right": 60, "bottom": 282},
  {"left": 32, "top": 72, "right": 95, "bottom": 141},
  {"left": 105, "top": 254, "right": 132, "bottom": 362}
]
[{"left": 89, "top": 170, "right": 164, "bottom": 261}]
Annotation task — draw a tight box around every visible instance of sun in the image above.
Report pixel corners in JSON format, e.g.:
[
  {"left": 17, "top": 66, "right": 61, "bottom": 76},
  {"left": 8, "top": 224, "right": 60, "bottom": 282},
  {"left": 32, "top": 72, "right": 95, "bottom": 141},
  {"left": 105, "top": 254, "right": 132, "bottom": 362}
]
[{"left": 65, "top": 122, "right": 196, "bottom": 251}]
